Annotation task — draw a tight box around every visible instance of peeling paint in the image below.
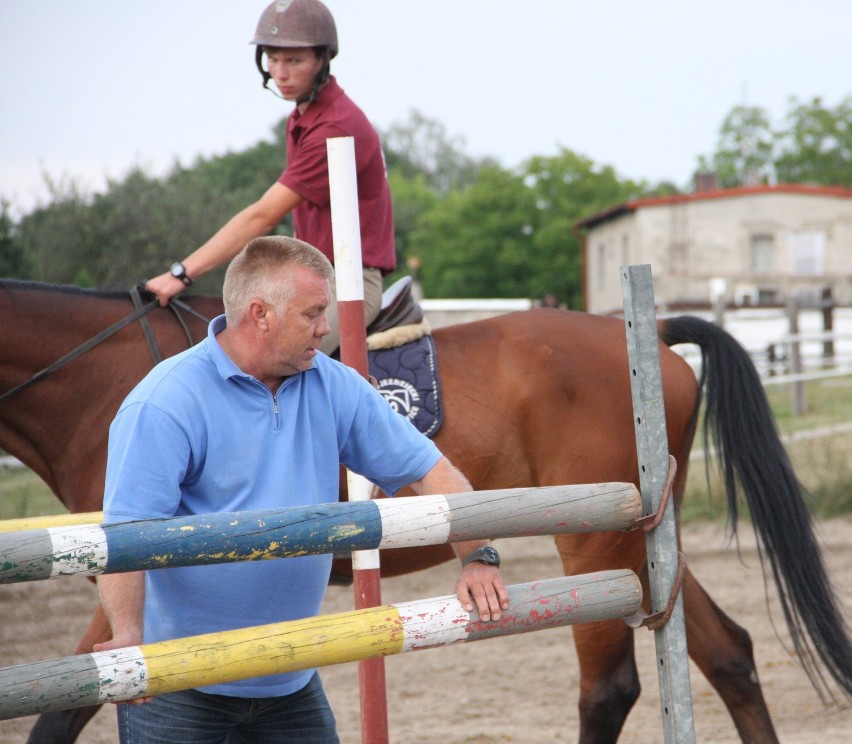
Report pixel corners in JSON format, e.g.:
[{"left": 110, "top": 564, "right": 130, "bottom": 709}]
[{"left": 328, "top": 523, "right": 366, "bottom": 540}]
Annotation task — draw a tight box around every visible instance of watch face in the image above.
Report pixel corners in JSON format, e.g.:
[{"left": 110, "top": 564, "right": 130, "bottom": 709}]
[
  {"left": 464, "top": 546, "right": 500, "bottom": 568},
  {"left": 170, "top": 263, "right": 184, "bottom": 278},
  {"left": 481, "top": 547, "right": 500, "bottom": 564}
]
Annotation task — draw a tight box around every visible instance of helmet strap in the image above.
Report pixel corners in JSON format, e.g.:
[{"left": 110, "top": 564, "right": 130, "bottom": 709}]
[
  {"left": 255, "top": 46, "right": 271, "bottom": 89},
  {"left": 303, "top": 50, "right": 331, "bottom": 104}
]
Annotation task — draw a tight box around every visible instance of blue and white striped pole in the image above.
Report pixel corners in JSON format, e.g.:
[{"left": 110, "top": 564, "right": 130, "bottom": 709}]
[{"left": 0, "top": 483, "right": 640, "bottom": 583}]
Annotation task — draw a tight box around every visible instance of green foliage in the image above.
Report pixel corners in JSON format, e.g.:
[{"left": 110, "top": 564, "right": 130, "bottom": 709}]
[
  {"left": 704, "top": 104, "right": 775, "bottom": 188},
  {"left": 775, "top": 96, "right": 852, "bottom": 187},
  {"left": 0, "top": 200, "right": 32, "bottom": 277},
  {"left": 14, "top": 124, "right": 289, "bottom": 292},
  {"left": 523, "top": 150, "right": 645, "bottom": 307},
  {"left": 384, "top": 170, "right": 439, "bottom": 285},
  {"left": 410, "top": 164, "right": 537, "bottom": 298},
  {"left": 382, "top": 110, "right": 495, "bottom": 196},
  {"left": 408, "top": 149, "right": 643, "bottom": 306},
  {"left": 699, "top": 95, "right": 852, "bottom": 188}
]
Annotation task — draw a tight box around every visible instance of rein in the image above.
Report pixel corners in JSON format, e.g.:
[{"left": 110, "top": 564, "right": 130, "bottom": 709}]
[{"left": 0, "top": 289, "right": 211, "bottom": 404}]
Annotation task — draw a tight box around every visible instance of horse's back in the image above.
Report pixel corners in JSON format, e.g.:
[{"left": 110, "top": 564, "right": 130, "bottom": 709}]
[{"left": 432, "top": 309, "right": 698, "bottom": 489}]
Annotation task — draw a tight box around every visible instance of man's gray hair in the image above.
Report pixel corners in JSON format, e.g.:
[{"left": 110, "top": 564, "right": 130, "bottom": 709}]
[{"left": 223, "top": 236, "right": 334, "bottom": 324}]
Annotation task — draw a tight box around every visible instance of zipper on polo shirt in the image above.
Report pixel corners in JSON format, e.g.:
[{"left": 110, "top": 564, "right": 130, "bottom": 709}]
[{"left": 272, "top": 392, "right": 280, "bottom": 429}]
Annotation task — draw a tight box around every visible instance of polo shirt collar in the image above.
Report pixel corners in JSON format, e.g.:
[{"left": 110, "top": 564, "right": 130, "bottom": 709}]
[
  {"left": 290, "top": 76, "right": 343, "bottom": 128},
  {"left": 205, "top": 314, "right": 318, "bottom": 385}
]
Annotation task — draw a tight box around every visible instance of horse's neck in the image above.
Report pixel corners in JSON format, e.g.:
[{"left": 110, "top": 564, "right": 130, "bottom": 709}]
[{"left": 0, "top": 287, "right": 148, "bottom": 507}]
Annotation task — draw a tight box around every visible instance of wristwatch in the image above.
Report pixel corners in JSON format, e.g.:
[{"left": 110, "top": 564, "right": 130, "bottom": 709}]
[
  {"left": 169, "top": 262, "right": 193, "bottom": 286},
  {"left": 462, "top": 545, "right": 500, "bottom": 569}
]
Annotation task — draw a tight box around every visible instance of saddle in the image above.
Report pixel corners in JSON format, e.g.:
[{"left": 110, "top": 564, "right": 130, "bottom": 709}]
[
  {"left": 363, "top": 277, "right": 443, "bottom": 438},
  {"left": 366, "top": 276, "right": 423, "bottom": 336}
]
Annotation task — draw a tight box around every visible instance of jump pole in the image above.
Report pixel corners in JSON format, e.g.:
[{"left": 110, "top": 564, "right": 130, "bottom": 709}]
[
  {"left": 326, "top": 135, "right": 388, "bottom": 743},
  {"left": 0, "top": 572, "right": 642, "bottom": 721},
  {"left": 621, "top": 265, "right": 696, "bottom": 742},
  {"left": 0, "top": 483, "right": 641, "bottom": 583},
  {"left": 0, "top": 511, "right": 103, "bottom": 533}
]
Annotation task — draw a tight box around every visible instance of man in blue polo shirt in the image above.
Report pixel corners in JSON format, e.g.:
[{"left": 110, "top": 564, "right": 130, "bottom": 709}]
[{"left": 96, "top": 235, "right": 508, "bottom": 743}]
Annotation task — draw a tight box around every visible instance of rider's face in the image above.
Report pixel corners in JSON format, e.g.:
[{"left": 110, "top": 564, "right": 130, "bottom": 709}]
[{"left": 264, "top": 47, "right": 323, "bottom": 102}]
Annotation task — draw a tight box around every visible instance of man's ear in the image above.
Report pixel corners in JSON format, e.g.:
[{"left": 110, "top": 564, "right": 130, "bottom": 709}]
[{"left": 248, "top": 298, "right": 270, "bottom": 330}]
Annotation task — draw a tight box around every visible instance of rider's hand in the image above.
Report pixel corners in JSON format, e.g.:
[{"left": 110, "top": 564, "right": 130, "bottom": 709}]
[{"left": 145, "top": 272, "right": 185, "bottom": 307}]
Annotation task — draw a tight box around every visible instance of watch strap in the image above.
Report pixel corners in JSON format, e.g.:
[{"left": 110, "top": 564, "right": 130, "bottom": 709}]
[{"left": 462, "top": 545, "right": 500, "bottom": 568}]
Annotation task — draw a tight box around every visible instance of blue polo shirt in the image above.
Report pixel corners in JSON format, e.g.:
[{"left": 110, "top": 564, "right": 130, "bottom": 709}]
[{"left": 104, "top": 315, "right": 440, "bottom": 697}]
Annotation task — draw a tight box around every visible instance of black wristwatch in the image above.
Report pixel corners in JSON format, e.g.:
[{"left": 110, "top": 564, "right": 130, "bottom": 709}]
[
  {"left": 169, "top": 262, "right": 193, "bottom": 286},
  {"left": 462, "top": 545, "right": 500, "bottom": 568}
]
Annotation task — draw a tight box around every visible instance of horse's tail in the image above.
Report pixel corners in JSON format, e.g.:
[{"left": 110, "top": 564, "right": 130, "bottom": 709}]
[{"left": 660, "top": 314, "right": 852, "bottom": 701}]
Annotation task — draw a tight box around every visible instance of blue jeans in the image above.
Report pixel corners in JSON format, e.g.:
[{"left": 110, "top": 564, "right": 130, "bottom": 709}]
[{"left": 116, "top": 673, "right": 339, "bottom": 743}]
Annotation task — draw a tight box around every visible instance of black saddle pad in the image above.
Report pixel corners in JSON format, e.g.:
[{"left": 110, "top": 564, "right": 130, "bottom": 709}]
[{"left": 368, "top": 334, "right": 443, "bottom": 438}]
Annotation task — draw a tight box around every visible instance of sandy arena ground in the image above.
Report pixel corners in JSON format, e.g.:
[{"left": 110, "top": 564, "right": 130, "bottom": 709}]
[{"left": 1, "top": 518, "right": 850, "bottom": 743}]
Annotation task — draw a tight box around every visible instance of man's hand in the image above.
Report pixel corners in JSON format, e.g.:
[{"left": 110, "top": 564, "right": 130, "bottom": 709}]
[
  {"left": 455, "top": 557, "right": 509, "bottom": 622},
  {"left": 92, "top": 630, "right": 152, "bottom": 705},
  {"left": 408, "top": 458, "right": 511, "bottom": 621}
]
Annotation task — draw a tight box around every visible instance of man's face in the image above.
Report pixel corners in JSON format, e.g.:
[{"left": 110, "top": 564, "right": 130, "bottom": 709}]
[
  {"left": 264, "top": 47, "right": 323, "bottom": 102},
  {"left": 267, "top": 266, "right": 331, "bottom": 376}
]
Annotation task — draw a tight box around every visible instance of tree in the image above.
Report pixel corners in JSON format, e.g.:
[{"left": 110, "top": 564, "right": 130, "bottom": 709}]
[
  {"left": 16, "top": 175, "right": 100, "bottom": 284},
  {"left": 407, "top": 149, "right": 643, "bottom": 305},
  {"left": 382, "top": 110, "right": 496, "bottom": 196},
  {"left": 15, "top": 126, "right": 288, "bottom": 290},
  {"left": 702, "top": 105, "right": 775, "bottom": 188},
  {"left": 385, "top": 170, "right": 439, "bottom": 285},
  {"left": 699, "top": 96, "right": 852, "bottom": 189},
  {"left": 409, "top": 164, "right": 537, "bottom": 298},
  {"left": 0, "top": 200, "right": 32, "bottom": 277},
  {"left": 523, "top": 149, "right": 645, "bottom": 308},
  {"left": 775, "top": 96, "right": 852, "bottom": 187}
]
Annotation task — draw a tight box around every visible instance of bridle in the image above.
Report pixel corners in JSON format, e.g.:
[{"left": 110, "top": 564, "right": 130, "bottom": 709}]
[{"left": 0, "top": 286, "right": 211, "bottom": 404}]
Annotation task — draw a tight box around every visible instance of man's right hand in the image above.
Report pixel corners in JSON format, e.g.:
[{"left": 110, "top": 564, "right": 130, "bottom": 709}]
[{"left": 146, "top": 273, "right": 186, "bottom": 306}]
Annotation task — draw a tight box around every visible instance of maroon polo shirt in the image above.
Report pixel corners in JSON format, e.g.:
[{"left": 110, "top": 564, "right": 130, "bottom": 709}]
[{"left": 279, "top": 77, "right": 396, "bottom": 274}]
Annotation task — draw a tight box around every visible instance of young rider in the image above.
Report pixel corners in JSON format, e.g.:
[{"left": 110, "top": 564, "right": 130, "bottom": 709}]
[{"left": 145, "top": 0, "right": 395, "bottom": 355}]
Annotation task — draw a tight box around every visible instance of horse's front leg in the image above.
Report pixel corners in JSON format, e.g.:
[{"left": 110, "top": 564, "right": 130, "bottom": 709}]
[{"left": 25, "top": 599, "right": 111, "bottom": 744}]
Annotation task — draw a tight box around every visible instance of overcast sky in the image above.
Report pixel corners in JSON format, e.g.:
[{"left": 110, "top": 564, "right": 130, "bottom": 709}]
[{"left": 2, "top": 0, "right": 850, "bottom": 214}]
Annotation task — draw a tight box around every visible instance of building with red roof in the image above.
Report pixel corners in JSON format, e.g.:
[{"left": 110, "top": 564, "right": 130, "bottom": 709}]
[{"left": 575, "top": 184, "right": 852, "bottom": 314}]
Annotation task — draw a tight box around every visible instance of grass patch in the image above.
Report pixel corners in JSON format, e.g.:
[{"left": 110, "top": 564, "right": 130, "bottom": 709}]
[
  {"left": 0, "top": 467, "right": 66, "bottom": 521},
  {"left": 681, "top": 374, "right": 852, "bottom": 523}
]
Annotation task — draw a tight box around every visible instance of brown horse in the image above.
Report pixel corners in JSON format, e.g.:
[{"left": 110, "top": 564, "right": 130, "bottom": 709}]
[{"left": 0, "top": 279, "right": 850, "bottom": 744}]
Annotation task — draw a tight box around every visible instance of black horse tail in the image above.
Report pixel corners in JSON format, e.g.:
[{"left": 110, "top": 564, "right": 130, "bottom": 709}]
[{"left": 660, "top": 314, "right": 852, "bottom": 701}]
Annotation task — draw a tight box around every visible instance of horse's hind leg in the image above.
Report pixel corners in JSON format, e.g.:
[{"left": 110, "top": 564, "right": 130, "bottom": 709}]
[
  {"left": 25, "top": 601, "right": 111, "bottom": 744},
  {"left": 572, "top": 619, "right": 641, "bottom": 744},
  {"left": 682, "top": 570, "right": 779, "bottom": 744},
  {"left": 555, "top": 532, "right": 642, "bottom": 743}
]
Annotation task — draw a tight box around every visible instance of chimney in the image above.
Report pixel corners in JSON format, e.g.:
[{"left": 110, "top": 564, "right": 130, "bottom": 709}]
[{"left": 693, "top": 171, "right": 719, "bottom": 193}]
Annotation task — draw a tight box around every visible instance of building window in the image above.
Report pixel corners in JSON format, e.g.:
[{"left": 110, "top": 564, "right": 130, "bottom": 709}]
[
  {"left": 750, "top": 234, "right": 775, "bottom": 274},
  {"left": 597, "top": 243, "right": 607, "bottom": 291},
  {"left": 787, "top": 231, "right": 825, "bottom": 275}
]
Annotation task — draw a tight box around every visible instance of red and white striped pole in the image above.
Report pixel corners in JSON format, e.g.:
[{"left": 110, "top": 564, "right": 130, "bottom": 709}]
[{"left": 326, "top": 136, "right": 389, "bottom": 744}]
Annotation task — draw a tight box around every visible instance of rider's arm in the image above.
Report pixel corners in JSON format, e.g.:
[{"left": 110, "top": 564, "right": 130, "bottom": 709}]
[{"left": 145, "top": 182, "right": 304, "bottom": 305}]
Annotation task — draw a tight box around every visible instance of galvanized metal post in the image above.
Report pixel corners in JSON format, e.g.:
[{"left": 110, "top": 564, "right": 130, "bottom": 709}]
[{"left": 621, "top": 264, "right": 696, "bottom": 743}]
